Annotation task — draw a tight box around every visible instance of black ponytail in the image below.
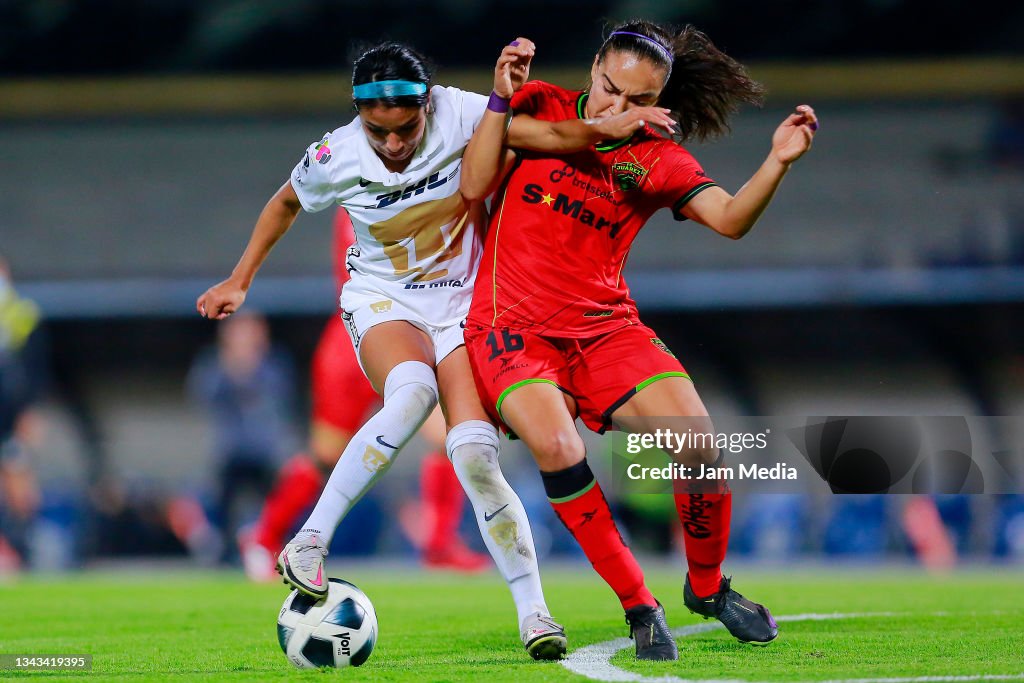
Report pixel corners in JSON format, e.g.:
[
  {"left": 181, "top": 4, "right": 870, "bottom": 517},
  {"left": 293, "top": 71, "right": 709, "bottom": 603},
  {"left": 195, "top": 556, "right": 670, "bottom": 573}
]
[
  {"left": 351, "top": 42, "right": 433, "bottom": 109},
  {"left": 599, "top": 20, "right": 765, "bottom": 142}
]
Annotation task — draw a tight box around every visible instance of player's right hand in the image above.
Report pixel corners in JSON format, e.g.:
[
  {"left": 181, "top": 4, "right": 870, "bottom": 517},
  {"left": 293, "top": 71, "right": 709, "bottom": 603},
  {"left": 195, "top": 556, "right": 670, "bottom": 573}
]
[
  {"left": 494, "top": 37, "right": 535, "bottom": 99},
  {"left": 592, "top": 107, "right": 677, "bottom": 139},
  {"left": 196, "top": 279, "right": 246, "bottom": 320}
]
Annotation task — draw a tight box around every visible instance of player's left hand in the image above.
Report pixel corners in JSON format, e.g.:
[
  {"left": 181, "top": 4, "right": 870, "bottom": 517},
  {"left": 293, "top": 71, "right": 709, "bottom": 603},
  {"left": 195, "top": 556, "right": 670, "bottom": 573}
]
[
  {"left": 771, "top": 104, "right": 818, "bottom": 165},
  {"left": 494, "top": 37, "right": 535, "bottom": 99}
]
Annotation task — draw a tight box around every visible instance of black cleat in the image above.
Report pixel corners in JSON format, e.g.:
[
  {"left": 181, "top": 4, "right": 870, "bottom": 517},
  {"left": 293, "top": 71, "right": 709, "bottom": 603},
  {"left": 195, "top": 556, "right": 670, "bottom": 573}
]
[
  {"left": 684, "top": 574, "right": 778, "bottom": 645},
  {"left": 624, "top": 602, "right": 678, "bottom": 661}
]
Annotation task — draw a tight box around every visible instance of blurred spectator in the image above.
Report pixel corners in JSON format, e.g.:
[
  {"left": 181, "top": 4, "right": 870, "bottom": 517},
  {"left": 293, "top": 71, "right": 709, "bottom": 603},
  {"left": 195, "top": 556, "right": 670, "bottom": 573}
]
[
  {"left": 900, "top": 496, "right": 957, "bottom": 571},
  {"left": 0, "top": 255, "right": 49, "bottom": 572},
  {"left": 89, "top": 477, "right": 190, "bottom": 559},
  {"left": 187, "top": 310, "right": 298, "bottom": 563}
]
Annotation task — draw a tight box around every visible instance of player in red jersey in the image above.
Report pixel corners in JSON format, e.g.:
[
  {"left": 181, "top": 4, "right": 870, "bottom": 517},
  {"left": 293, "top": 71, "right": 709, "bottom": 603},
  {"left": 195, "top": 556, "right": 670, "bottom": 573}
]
[
  {"left": 461, "top": 20, "right": 817, "bottom": 659},
  {"left": 241, "top": 208, "right": 487, "bottom": 579}
]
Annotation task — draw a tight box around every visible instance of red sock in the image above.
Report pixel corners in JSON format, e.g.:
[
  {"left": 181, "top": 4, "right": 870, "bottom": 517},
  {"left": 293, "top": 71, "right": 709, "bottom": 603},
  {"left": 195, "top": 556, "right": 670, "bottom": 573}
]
[
  {"left": 254, "top": 455, "right": 324, "bottom": 553},
  {"left": 421, "top": 451, "right": 464, "bottom": 553},
  {"left": 675, "top": 487, "right": 732, "bottom": 597},
  {"left": 550, "top": 479, "right": 656, "bottom": 610}
]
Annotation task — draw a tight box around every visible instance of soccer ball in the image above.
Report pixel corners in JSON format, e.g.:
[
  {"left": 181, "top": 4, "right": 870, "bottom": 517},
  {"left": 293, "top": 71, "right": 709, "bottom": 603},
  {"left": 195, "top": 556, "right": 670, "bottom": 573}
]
[{"left": 276, "top": 578, "right": 378, "bottom": 669}]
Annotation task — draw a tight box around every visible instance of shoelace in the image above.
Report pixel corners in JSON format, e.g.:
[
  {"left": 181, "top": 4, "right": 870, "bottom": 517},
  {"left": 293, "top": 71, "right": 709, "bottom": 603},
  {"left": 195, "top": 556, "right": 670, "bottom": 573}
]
[
  {"left": 291, "top": 540, "right": 327, "bottom": 573},
  {"left": 712, "top": 576, "right": 737, "bottom": 614},
  {"left": 625, "top": 607, "right": 667, "bottom": 646},
  {"left": 625, "top": 608, "right": 655, "bottom": 630},
  {"left": 534, "top": 615, "right": 563, "bottom": 632}
]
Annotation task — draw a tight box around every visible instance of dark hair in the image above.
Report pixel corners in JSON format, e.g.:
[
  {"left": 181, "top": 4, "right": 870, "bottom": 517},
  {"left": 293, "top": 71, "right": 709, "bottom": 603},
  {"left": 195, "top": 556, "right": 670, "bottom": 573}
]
[
  {"left": 351, "top": 42, "right": 433, "bottom": 108},
  {"left": 598, "top": 20, "right": 765, "bottom": 142}
]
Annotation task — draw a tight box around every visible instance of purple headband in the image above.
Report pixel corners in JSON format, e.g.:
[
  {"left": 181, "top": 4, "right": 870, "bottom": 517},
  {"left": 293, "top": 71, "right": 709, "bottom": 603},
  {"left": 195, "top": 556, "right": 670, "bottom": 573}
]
[{"left": 609, "top": 30, "right": 673, "bottom": 63}]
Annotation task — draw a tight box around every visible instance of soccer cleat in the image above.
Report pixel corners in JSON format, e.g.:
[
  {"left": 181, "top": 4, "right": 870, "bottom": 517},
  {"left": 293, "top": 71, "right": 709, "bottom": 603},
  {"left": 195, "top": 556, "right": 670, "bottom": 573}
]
[
  {"left": 276, "top": 533, "right": 329, "bottom": 599},
  {"left": 520, "top": 612, "right": 568, "bottom": 661},
  {"left": 624, "top": 602, "right": 678, "bottom": 661},
  {"left": 684, "top": 574, "right": 778, "bottom": 645}
]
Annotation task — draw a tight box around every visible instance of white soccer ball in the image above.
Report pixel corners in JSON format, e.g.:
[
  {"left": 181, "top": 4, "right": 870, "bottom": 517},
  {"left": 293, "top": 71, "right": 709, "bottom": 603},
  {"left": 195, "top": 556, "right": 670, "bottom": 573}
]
[{"left": 276, "top": 578, "right": 378, "bottom": 669}]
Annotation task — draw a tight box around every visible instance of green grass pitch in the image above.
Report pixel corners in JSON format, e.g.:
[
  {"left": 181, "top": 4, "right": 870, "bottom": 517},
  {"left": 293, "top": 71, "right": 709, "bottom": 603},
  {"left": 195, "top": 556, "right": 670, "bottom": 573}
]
[{"left": 1, "top": 566, "right": 1022, "bottom": 681}]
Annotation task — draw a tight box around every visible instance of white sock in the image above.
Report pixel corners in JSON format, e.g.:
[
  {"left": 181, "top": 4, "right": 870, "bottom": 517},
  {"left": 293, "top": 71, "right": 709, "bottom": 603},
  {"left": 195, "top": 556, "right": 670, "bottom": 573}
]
[
  {"left": 299, "top": 360, "right": 437, "bottom": 546},
  {"left": 447, "top": 420, "right": 550, "bottom": 629}
]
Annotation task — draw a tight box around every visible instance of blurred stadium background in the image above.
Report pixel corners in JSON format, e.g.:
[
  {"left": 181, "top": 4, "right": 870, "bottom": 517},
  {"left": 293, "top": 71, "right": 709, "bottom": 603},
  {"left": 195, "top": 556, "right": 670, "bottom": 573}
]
[{"left": 2, "top": 0, "right": 1024, "bottom": 575}]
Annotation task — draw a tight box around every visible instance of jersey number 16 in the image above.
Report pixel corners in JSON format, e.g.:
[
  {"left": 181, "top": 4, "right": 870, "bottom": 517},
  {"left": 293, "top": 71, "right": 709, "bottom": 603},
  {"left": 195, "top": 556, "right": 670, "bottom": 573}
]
[{"left": 486, "top": 328, "right": 524, "bottom": 361}]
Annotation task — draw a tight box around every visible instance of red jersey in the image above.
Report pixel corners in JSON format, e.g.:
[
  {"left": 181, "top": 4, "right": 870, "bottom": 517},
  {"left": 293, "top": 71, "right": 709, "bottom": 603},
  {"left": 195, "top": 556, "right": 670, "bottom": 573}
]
[{"left": 468, "top": 81, "right": 717, "bottom": 337}]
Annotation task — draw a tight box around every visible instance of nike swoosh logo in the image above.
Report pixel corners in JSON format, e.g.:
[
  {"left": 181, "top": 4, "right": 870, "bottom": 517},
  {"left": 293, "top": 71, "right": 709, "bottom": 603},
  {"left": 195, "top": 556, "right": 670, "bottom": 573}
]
[
  {"left": 376, "top": 435, "right": 397, "bottom": 449},
  {"left": 359, "top": 178, "right": 372, "bottom": 187},
  {"left": 484, "top": 504, "right": 509, "bottom": 522},
  {"left": 311, "top": 565, "right": 323, "bottom": 587}
]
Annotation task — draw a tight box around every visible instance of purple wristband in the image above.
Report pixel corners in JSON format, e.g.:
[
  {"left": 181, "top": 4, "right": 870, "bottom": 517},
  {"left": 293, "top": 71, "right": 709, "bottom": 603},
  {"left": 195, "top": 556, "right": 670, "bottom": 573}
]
[{"left": 488, "top": 91, "right": 511, "bottom": 114}]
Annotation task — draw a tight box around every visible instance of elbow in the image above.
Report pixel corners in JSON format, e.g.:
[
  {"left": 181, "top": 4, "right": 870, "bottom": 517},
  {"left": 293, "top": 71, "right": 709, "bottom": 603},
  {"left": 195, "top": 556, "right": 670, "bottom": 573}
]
[
  {"left": 718, "top": 213, "right": 758, "bottom": 240},
  {"left": 716, "top": 223, "right": 751, "bottom": 240},
  {"left": 459, "top": 180, "right": 489, "bottom": 203}
]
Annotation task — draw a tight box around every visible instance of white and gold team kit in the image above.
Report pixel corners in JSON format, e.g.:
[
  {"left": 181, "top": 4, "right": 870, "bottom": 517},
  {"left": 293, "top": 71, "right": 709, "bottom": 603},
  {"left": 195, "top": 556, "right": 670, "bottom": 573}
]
[{"left": 290, "top": 85, "right": 488, "bottom": 366}]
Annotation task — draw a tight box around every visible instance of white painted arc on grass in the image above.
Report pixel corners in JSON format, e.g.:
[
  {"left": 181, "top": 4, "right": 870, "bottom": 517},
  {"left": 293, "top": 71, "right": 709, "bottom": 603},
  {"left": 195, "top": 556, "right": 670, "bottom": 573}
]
[{"left": 560, "top": 612, "right": 1024, "bottom": 683}]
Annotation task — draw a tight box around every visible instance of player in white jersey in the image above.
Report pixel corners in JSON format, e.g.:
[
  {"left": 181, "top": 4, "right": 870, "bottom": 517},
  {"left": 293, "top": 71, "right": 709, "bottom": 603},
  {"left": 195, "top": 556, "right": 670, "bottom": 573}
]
[
  {"left": 197, "top": 38, "right": 674, "bottom": 660},
  {"left": 292, "top": 82, "right": 486, "bottom": 342}
]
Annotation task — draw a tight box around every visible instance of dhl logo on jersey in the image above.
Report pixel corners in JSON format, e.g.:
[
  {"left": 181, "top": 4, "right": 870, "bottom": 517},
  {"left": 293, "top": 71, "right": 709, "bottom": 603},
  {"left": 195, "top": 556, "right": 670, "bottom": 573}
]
[
  {"left": 374, "top": 167, "right": 460, "bottom": 209},
  {"left": 521, "top": 184, "right": 623, "bottom": 238}
]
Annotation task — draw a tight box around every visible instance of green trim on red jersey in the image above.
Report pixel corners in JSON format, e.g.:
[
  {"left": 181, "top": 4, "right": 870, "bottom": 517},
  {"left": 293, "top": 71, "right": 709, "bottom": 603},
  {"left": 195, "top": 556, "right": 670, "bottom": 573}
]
[
  {"left": 496, "top": 378, "right": 561, "bottom": 424},
  {"left": 576, "top": 92, "right": 635, "bottom": 153},
  {"left": 598, "top": 371, "right": 693, "bottom": 433},
  {"left": 671, "top": 181, "right": 718, "bottom": 221}
]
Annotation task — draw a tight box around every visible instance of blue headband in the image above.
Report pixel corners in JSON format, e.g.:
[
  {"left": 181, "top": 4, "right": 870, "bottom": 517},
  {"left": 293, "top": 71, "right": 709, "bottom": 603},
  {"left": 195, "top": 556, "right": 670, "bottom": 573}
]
[
  {"left": 352, "top": 79, "right": 428, "bottom": 100},
  {"left": 609, "top": 31, "right": 673, "bottom": 63}
]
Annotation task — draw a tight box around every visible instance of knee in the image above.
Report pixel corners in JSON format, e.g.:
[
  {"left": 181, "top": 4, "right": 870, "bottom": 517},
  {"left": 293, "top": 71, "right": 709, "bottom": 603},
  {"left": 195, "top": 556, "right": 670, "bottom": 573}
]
[
  {"left": 447, "top": 421, "right": 501, "bottom": 474},
  {"left": 403, "top": 382, "right": 438, "bottom": 416},
  {"left": 673, "top": 445, "right": 719, "bottom": 469},
  {"left": 383, "top": 360, "right": 439, "bottom": 415},
  {"left": 531, "top": 429, "right": 586, "bottom": 471}
]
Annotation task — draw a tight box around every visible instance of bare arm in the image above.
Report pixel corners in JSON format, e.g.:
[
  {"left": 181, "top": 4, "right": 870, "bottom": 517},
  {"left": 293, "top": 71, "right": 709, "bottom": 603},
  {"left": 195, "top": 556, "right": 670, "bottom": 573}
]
[
  {"left": 461, "top": 38, "right": 678, "bottom": 201},
  {"left": 683, "top": 105, "right": 818, "bottom": 239},
  {"left": 460, "top": 38, "right": 534, "bottom": 202},
  {"left": 506, "top": 108, "right": 676, "bottom": 155},
  {"left": 196, "top": 180, "right": 303, "bottom": 319}
]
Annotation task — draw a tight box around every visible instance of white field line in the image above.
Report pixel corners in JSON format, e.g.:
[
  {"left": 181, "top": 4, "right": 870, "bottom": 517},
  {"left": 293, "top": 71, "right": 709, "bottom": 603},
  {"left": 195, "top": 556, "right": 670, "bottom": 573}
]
[{"left": 560, "top": 612, "right": 1023, "bottom": 683}]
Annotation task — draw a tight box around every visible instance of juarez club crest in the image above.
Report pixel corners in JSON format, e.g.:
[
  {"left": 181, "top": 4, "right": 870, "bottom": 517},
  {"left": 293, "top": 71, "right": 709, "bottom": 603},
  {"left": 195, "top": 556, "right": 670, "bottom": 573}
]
[{"left": 611, "top": 161, "right": 647, "bottom": 190}]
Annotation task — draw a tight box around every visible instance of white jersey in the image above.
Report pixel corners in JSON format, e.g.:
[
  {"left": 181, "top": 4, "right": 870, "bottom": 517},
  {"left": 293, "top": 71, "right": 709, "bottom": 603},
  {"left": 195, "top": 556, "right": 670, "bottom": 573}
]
[{"left": 291, "top": 85, "right": 488, "bottom": 328}]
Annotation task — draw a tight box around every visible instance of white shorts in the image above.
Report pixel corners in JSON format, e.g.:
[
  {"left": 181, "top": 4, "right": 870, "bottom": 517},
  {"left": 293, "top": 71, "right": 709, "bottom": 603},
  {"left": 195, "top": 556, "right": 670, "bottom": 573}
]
[{"left": 340, "top": 278, "right": 467, "bottom": 372}]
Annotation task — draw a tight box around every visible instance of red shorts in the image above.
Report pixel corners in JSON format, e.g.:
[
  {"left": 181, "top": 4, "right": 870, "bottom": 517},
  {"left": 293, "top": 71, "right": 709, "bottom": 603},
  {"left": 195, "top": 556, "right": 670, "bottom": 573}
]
[
  {"left": 464, "top": 322, "right": 689, "bottom": 435},
  {"left": 311, "top": 316, "right": 380, "bottom": 432}
]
